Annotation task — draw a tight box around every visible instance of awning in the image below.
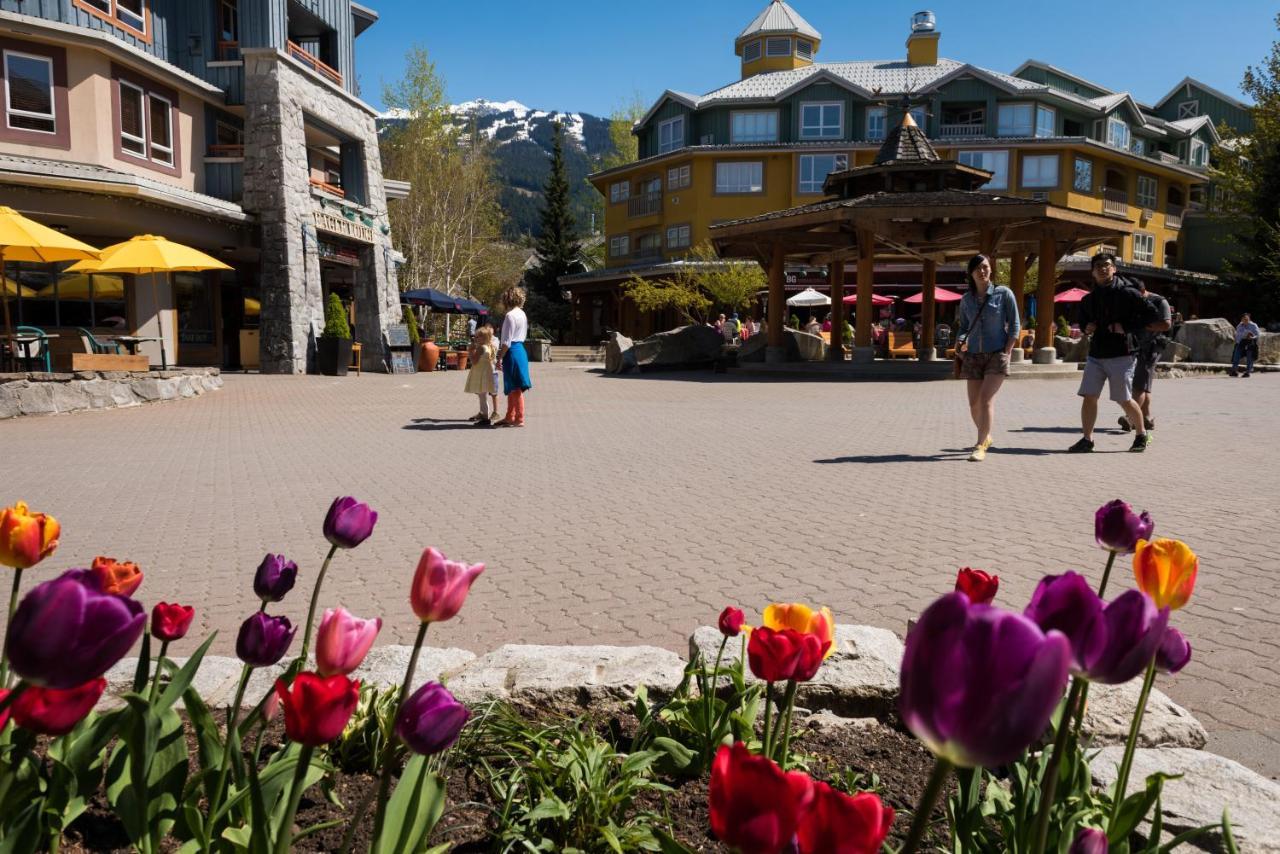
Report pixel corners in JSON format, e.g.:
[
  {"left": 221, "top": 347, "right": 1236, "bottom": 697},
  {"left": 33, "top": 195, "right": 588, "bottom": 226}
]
[
  {"left": 400, "top": 288, "right": 487, "bottom": 315},
  {"left": 903, "top": 286, "right": 964, "bottom": 304},
  {"left": 1055, "top": 287, "right": 1091, "bottom": 303}
]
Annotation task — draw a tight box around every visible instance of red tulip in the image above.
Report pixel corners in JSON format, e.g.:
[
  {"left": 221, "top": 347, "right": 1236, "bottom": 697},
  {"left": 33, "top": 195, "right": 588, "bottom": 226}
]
[
  {"left": 274, "top": 672, "right": 359, "bottom": 747},
  {"left": 748, "top": 627, "right": 829, "bottom": 683},
  {"left": 90, "top": 556, "right": 143, "bottom": 596},
  {"left": 719, "top": 606, "right": 746, "bottom": 637},
  {"left": 0, "top": 501, "right": 60, "bottom": 569},
  {"left": 709, "top": 742, "right": 814, "bottom": 854},
  {"left": 955, "top": 567, "right": 999, "bottom": 604},
  {"left": 12, "top": 678, "right": 106, "bottom": 735},
  {"left": 410, "top": 547, "right": 484, "bottom": 624},
  {"left": 151, "top": 602, "right": 195, "bottom": 642},
  {"left": 796, "top": 780, "right": 894, "bottom": 854}
]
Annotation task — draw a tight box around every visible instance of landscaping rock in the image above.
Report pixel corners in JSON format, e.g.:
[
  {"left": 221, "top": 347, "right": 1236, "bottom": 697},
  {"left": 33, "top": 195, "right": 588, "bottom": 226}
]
[
  {"left": 1175, "top": 318, "right": 1235, "bottom": 364},
  {"left": 738, "top": 328, "right": 826, "bottom": 362},
  {"left": 446, "top": 644, "right": 686, "bottom": 708},
  {"left": 348, "top": 644, "right": 476, "bottom": 694},
  {"left": 793, "top": 330, "right": 828, "bottom": 362},
  {"left": 17, "top": 384, "right": 55, "bottom": 415},
  {"left": 801, "top": 710, "right": 884, "bottom": 735},
  {"left": 1160, "top": 340, "right": 1192, "bottom": 363},
  {"left": 1091, "top": 747, "right": 1280, "bottom": 852},
  {"left": 604, "top": 330, "right": 636, "bottom": 374},
  {"left": 1054, "top": 335, "right": 1088, "bottom": 362},
  {"left": 132, "top": 378, "right": 178, "bottom": 402},
  {"left": 1083, "top": 682, "right": 1207, "bottom": 748},
  {"left": 1258, "top": 332, "right": 1280, "bottom": 365},
  {"left": 632, "top": 325, "right": 724, "bottom": 371},
  {"left": 103, "top": 655, "right": 248, "bottom": 709}
]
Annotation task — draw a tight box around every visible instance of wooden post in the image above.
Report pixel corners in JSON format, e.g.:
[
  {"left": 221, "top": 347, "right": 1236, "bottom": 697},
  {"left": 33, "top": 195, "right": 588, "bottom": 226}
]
[
  {"left": 767, "top": 243, "right": 785, "bottom": 350},
  {"left": 979, "top": 227, "right": 998, "bottom": 258},
  {"left": 828, "top": 257, "right": 845, "bottom": 359},
  {"left": 920, "top": 258, "right": 937, "bottom": 360},
  {"left": 1036, "top": 235, "right": 1057, "bottom": 351},
  {"left": 854, "top": 230, "right": 875, "bottom": 348},
  {"left": 1010, "top": 252, "right": 1028, "bottom": 322}
]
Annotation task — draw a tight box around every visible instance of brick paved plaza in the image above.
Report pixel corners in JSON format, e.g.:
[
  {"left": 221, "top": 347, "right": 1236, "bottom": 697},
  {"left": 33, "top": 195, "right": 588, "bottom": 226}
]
[{"left": 4, "top": 365, "right": 1278, "bottom": 777}]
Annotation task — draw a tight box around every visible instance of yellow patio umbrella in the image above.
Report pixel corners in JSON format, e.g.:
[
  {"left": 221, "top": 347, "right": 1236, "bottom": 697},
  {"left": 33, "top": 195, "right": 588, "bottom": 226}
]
[
  {"left": 36, "top": 274, "right": 126, "bottom": 300},
  {"left": 244, "top": 297, "right": 261, "bottom": 317},
  {"left": 2, "top": 277, "right": 37, "bottom": 298},
  {"left": 0, "top": 205, "right": 100, "bottom": 357},
  {"left": 67, "top": 235, "right": 231, "bottom": 369}
]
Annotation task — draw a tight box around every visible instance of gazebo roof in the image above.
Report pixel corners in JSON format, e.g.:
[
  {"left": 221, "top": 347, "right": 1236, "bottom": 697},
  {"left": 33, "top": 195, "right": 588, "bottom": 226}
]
[{"left": 821, "top": 111, "right": 993, "bottom": 197}]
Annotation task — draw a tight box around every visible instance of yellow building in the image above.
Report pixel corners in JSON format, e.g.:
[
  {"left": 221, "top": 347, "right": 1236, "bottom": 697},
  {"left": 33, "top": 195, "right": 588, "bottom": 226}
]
[{"left": 564, "top": 2, "right": 1220, "bottom": 343}]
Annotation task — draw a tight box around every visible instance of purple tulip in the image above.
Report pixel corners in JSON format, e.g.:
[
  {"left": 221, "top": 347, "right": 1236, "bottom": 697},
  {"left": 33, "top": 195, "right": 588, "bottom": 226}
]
[
  {"left": 253, "top": 554, "right": 298, "bottom": 603},
  {"left": 395, "top": 682, "right": 469, "bottom": 756},
  {"left": 900, "top": 593, "right": 1071, "bottom": 768},
  {"left": 1095, "top": 499, "right": 1154, "bottom": 554},
  {"left": 1156, "top": 627, "right": 1192, "bottom": 674},
  {"left": 1070, "top": 828, "right": 1108, "bottom": 854},
  {"left": 235, "top": 612, "right": 296, "bottom": 667},
  {"left": 1024, "top": 572, "right": 1106, "bottom": 672},
  {"left": 323, "top": 496, "right": 377, "bottom": 550},
  {"left": 5, "top": 569, "right": 145, "bottom": 689}
]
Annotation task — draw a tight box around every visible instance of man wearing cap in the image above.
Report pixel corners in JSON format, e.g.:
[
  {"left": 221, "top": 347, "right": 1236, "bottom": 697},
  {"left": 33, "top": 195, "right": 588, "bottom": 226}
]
[{"left": 1068, "top": 253, "right": 1162, "bottom": 453}]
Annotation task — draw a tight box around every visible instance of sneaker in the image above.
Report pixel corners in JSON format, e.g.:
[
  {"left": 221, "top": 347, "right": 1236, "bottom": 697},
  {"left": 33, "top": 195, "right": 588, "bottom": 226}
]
[
  {"left": 1144, "top": 417, "right": 1155, "bottom": 431},
  {"left": 1117, "top": 415, "right": 1132, "bottom": 432},
  {"left": 968, "top": 444, "right": 987, "bottom": 462},
  {"left": 467, "top": 413, "right": 484, "bottom": 422},
  {"left": 1228, "top": 370, "right": 1238, "bottom": 377},
  {"left": 1067, "top": 437, "right": 1095, "bottom": 453},
  {"left": 1129, "top": 433, "right": 1151, "bottom": 452},
  {"left": 1243, "top": 372, "right": 1252, "bottom": 378}
]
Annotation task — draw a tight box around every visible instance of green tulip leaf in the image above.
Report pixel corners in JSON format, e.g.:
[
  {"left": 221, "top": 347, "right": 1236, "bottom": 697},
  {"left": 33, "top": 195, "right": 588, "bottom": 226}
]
[
  {"left": 105, "top": 706, "right": 189, "bottom": 846},
  {"left": 650, "top": 738, "right": 695, "bottom": 771},
  {"left": 133, "top": 631, "right": 152, "bottom": 694},
  {"left": 0, "top": 799, "right": 42, "bottom": 854},
  {"left": 156, "top": 633, "right": 217, "bottom": 713},
  {"left": 373, "top": 755, "right": 445, "bottom": 854}
]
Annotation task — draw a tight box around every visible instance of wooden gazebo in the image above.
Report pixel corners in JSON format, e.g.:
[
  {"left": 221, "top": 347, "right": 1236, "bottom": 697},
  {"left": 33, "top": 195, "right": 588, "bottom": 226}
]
[{"left": 710, "top": 113, "right": 1133, "bottom": 362}]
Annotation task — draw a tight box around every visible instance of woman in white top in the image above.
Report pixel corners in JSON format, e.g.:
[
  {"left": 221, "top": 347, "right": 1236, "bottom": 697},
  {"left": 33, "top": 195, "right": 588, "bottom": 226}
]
[{"left": 496, "top": 285, "right": 532, "bottom": 427}]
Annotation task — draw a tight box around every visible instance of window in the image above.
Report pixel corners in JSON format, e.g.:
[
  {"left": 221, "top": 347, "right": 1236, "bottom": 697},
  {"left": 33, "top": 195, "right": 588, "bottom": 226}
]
[
  {"left": 730, "top": 111, "right": 778, "bottom": 143},
  {"left": 215, "top": 119, "right": 243, "bottom": 147},
  {"left": 798, "top": 153, "right": 847, "bottom": 193},
  {"left": 1021, "top": 154, "right": 1059, "bottom": 188},
  {"left": 715, "top": 161, "right": 763, "bottom": 193},
  {"left": 219, "top": 0, "right": 239, "bottom": 42},
  {"left": 5, "top": 264, "right": 127, "bottom": 329},
  {"left": 112, "top": 65, "right": 179, "bottom": 174},
  {"left": 666, "top": 224, "right": 691, "bottom": 249},
  {"left": 609, "top": 180, "right": 630, "bottom": 203},
  {"left": 1132, "top": 233, "right": 1155, "bottom": 263},
  {"left": 637, "top": 233, "right": 661, "bottom": 255},
  {"left": 148, "top": 92, "right": 172, "bottom": 164},
  {"left": 609, "top": 235, "right": 630, "bottom": 257},
  {"left": 1130, "top": 137, "right": 1145, "bottom": 156},
  {"left": 119, "top": 81, "right": 146, "bottom": 156},
  {"left": 742, "top": 40, "right": 761, "bottom": 63},
  {"left": 866, "top": 106, "right": 887, "bottom": 140},
  {"left": 1190, "top": 139, "right": 1208, "bottom": 167},
  {"left": 667, "top": 164, "right": 690, "bottom": 190},
  {"left": 116, "top": 0, "right": 145, "bottom": 30},
  {"left": 766, "top": 37, "right": 791, "bottom": 57},
  {"left": 1177, "top": 100, "right": 1199, "bottom": 119},
  {"left": 658, "top": 116, "right": 684, "bottom": 154},
  {"left": 997, "top": 103, "right": 1033, "bottom": 136},
  {"left": 958, "top": 150, "right": 1009, "bottom": 190},
  {"left": 1073, "top": 157, "right": 1092, "bottom": 192},
  {"left": 4, "top": 51, "right": 54, "bottom": 133},
  {"left": 174, "top": 272, "right": 215, "bottom": 346},
  {"left": 796, "top": 39, "right": 813, "bottom": 59},
  {"left": 800, "top": 102, "right": 843, "bottom": 139},
  {"left": 73, "top": 0, "right": 149, "bottom": 40},
  {"left": 1107, "top": 117, "right": 1130, "bottom": 150},
  {"left": 1137, "top": 175, "right": 1157, "bottom": 209},
  {"left": 1035, "top": 105, "right": 1055, "bottom": 138},
  {"left": 909, "top": 106, "right": 927, "bottom": 129}
]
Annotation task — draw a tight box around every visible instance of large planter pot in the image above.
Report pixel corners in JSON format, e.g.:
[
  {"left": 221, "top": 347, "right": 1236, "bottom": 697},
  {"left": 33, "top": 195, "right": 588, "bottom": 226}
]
[
  {"left": 526, "top": 339, "right": 551, "bottom": 362},
  {"left": 456, "top": 351, "right": 470, "bottom": 371},
  {"left": 317, "top": 337, "right": 352, "bottom": 376},
  {"left": 419, "top": 341, "right": 439, "bottom": 372}
]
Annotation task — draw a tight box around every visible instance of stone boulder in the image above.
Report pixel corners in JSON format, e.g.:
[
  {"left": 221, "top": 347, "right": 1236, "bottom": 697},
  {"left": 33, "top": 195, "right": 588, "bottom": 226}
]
[
  {"left": 1092, "top": 747, "right": 1280, "bottom": 852},
  {"left": 1258, "top": 331, "right": 1280, "bottom": 365},
  {"left": 1055, "top": 335, "right": 1088, "bottom": 362},
  {"left": 1160, "top": 340, "right": 1192, "bottom": 363},
  {"left": 603, "top": 330, "right": 636, "bottom": 374},
  {"left": 632, "top": 325, "right": 724, "bottom": 371},
  {"left": 1082, "top": 682, "right": 1207, "bottom": 748},
  {"left": 1175, "top": 318, "right": 1235, "bottom": 363},
  {"left": 792, "top": 330, "right": 828, "bottom": 361},
  {"left": 737, "top": 328, "right": 827, "bottom": 362}
]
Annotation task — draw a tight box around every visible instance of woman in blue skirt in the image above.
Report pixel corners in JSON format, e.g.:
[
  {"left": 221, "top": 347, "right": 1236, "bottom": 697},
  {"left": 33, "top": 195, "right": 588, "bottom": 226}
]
[{"left": 496, "top": 285, "right": 532, "bottom": 427}]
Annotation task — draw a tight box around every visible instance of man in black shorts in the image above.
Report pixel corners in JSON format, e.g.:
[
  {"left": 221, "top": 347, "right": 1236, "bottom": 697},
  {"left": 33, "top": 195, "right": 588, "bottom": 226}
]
[{"left": 1118, "top": 281, "right": 1172, "bottom": 433}]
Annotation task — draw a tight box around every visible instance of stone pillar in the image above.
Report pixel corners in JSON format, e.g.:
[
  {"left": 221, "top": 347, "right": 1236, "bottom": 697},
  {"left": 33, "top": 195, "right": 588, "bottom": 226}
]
[
  {"left": 919, "top": 259, "right": 938, "bottom": 361},
  {"left": 853, "top": 230, "right": 875, "bottom": 362},
  {"left": 1034, "top": 234, "right": 1058, "bottom": 362},
  {"left": 766, "top": 244, "right": 786, "bottom": 363},
  {"left": 827, "top": 258, "right": 845, "bottom": 360}
]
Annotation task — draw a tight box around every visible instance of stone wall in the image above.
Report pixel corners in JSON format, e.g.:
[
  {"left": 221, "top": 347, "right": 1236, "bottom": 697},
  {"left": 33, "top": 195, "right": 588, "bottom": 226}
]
[
  {"left": 241, "top": 49, "right": 400, "bottom": 375},
  {"left": 0, "top": 369, "right": 222, "bottom": 419}
]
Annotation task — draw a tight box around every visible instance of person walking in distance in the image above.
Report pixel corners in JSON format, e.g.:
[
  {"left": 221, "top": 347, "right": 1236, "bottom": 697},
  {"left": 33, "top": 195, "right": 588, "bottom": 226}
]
[
  {"left": 1118, "top": 281, "right": 1172, "bottom": 433},
  {"left": 1068, "top": 253, "right": 1161, "bottom": 453},
  {"left": 955, "top": 253, "right": 1020, "bottom": 462},
  {"left": 1229, "top": 313, "right": 1261, "bottom": 377}
]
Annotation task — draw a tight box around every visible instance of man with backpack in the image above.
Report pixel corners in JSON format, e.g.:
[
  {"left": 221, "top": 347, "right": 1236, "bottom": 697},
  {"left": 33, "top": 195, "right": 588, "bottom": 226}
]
[
  {"left": 1067, "top": 253, "right": 1162, "bottom": 453},
  {"left": 1117, "top": 281, "right": 1172, "bottom": 433}
]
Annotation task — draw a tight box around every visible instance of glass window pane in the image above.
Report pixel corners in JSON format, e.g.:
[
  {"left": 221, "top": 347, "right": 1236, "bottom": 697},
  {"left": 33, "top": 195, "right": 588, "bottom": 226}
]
[
  {"left": 997, "top": 104, "right": 1032, "bottom": 136},
  {"left": 149, "top": 95, "right": 171, "bottom": 154},
  {"left": 116, "top": 0, "right": 145, "bottom": 29},
  {"left": 5, "top": 53, "right": 55, "bottom": 131},
  {"left": 1035, "top": 106, "right": 1055, "bottom": 138},
  {"left": 175, "top": 272, "right": 215, "bottom": 345},
  {"left": 1073, "top": 157, "right": 1092, "bottom": 192},
  {"left": 119, "top": 83, "right": 145, "bottom": 153},
  {"left": 958, "top": 150, "right": 1008, "bottom": 190}
]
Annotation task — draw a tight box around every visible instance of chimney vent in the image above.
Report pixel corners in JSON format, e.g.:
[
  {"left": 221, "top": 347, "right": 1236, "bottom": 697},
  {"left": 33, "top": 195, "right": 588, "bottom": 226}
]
[{"left": 911, "top": 11, "right": 936, "bottom": 33}]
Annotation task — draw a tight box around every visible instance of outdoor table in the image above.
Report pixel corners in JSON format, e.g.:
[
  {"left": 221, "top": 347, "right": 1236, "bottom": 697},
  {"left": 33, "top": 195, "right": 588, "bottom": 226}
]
[
  {"left": 111, "top": 335, "right": 166, "bottom": 370},
  {"left": 2, "top": 333, "right": 59, "bottom": 372}
]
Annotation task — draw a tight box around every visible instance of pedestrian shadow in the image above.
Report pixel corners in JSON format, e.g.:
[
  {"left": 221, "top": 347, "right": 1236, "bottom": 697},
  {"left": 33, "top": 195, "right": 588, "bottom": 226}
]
[
  {"left": 815, "top": 452, "right": 966, "bottom": 464},
  {"left": 987, "top": 447, "right": 1055, "bottom": 456},
  {"left": 403, "top": 418, "right": 483, "bottom": 431},
  {"left": 1008, "top": 426, "right": 1085, "bottom": 433}
]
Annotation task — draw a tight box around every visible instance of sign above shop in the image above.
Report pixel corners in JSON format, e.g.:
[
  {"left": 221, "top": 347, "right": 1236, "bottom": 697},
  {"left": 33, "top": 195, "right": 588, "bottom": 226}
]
[
  {"left": 318, "top": 240, "right": 362, "bottom": 267},
  {"left": 313, "top": 209, "right": 375, "bottom": 244}
]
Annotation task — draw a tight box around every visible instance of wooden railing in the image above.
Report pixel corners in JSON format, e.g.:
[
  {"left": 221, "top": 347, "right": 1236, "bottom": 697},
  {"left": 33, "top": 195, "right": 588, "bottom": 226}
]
[
  {"left": 627, "top": 192, "right": 662, "bottom": 218},
  {"left": 1102, "top": 188, "right": 1128, "bottom": 217},
  {"left": 309, "top": 177, "right": 346, "bottom": 198},
  {"left": 207, "top": 144, "right": 244, "bottom": 157},
  {"left": 216, "top": 40, "right": 240, "bottom": 60},
  {"left": 1165, "top": 204, "right": 1184, "bottom": 230},
  {"left": 287, "top": 41, "right": 342, "bottom": 86}
]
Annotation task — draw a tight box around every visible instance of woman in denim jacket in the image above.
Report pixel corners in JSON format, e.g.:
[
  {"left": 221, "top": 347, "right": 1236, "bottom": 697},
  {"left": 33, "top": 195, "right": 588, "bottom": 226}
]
[{"left": 955, "top": 253, "right": 1020, "bottom": 461}]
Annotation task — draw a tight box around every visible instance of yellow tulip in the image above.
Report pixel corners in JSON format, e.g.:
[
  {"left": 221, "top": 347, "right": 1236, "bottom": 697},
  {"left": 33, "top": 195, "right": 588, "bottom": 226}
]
[
  {"left": 762, "top": 603, "right": 836, "bottom": 659},
  {"left": 0, "top": 501, "right": 60, "bottom": 570},
  {"left": 1133, "top": 538, "right": 1198, "bottom": 611}
]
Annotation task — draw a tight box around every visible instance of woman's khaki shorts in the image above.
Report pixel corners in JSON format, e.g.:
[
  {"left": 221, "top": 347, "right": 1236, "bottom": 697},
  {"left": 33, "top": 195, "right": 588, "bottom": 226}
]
[{"left": 960, "top": 351, "right": 1010, "bottom": 380}]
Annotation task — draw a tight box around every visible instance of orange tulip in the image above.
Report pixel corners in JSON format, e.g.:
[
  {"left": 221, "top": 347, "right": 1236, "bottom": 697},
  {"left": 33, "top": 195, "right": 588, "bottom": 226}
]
[
  {"left": 763, "top": 603, "right": 837, "bottom": 660},
  {"left": 0, "top": 501, "right": 60, "bottom": 570},
  {"left": 1133, "top": 538, "right": 1198, "bottom": 611},
  {"left": 91, "top": 556, "right": 143, "bottom": 597}
]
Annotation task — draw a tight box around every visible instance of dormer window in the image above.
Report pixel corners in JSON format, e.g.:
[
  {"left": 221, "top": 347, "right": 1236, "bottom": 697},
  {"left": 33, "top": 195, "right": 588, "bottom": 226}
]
[
  {"left": 658, "top": 116, "right": 685, "bottom": 154},
  {"left": 1190, "top": 139, "right": 1208, "bottom": 167},
  {"left": 743, "top": 40, "right": 762, "bottom": 63},
  {"left": 766, "top": 37, "right": 792, "bottom": 57},
  {"left": 731, "top": 111, "right": 778, "bottom": 143},
  {"left": 1107, "top": 117, "right": 1130, "bottom": 150}
]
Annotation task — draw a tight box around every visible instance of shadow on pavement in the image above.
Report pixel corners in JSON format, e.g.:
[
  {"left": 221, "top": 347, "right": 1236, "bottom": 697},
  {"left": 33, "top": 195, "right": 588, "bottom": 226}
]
[
  {"left": 815, "top": 452, "right": 965, "bottom": 464},
  {"left": 403, "top": 418, "right": 483, "bottom": 431}
]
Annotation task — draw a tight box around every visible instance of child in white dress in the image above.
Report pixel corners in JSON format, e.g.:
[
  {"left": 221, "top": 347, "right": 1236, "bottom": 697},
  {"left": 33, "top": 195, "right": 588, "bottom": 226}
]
[{"left": 464, "top": 326, "right": 497, "bottom": 426}]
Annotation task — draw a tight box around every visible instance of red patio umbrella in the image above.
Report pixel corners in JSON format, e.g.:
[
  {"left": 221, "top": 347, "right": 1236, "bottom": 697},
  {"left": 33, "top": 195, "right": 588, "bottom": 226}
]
[
  {"left": 842, "top": 292, "right": 896, "bottom": 306},
  {"left": 903, "top": 286, "right": 964, "bottom": 304},
  {"left": 1054, "top": 287, "right": 1091, "bottom": 303}
]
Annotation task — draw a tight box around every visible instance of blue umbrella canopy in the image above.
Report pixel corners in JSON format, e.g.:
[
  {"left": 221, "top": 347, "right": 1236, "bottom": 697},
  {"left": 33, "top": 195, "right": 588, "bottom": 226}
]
[{"left": 400, "top": 288, "right": 488, "bottom": 315}]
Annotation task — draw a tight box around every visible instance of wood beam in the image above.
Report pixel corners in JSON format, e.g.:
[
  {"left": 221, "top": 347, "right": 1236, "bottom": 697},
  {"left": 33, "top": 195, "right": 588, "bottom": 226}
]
[
  {"left": 855, "top": 230, "right": 875, "bottom": 348},
  {"left": 920, "top": 259, "right": 938, "bottom": 361},
  {"left": 1010, "top": 252, "right": 1028, "bottom": 326},
  {"left": 767, "top": 242, "right": 786, "bottom": 349},
  {"left": 1035, "top": 235, "right": 1058, "bottom": 351},
  {"left": 828, "top": 258, "right": 845, "bottom": 360}
]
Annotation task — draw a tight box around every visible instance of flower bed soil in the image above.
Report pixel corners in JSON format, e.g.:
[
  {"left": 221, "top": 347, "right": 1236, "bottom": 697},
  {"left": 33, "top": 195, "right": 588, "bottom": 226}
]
[{"left": 51, "top": 709, "right": 948, "bottom": 852}]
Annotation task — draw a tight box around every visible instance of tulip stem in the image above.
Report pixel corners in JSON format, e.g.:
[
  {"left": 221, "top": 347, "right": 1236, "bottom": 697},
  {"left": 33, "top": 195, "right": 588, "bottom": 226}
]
[
  {"left": 776, "top": 680, "right": 798, "bottom": 770},
  {"left": 902, "top": 756, "right": 953, "bottom": 854},
  {"left": 147, "top": 641, "right": 170, "bottom": 705},
  {"left": 1071, "top": 681, "right": 1092, "bottom": 742},
  {"left": 1108, "top": 657, "right": 1158, "bottom": 831},
  {"left": 205, "top": 666, "right": 252, "bottom": 849},
  {"left": 704, "top": 637, "right": 727, "bottom": 765},
  {"left": 1098, "top": 550, "right": 1118, "bottom": 598},
  {"left": 0, "top": 680, "right": 28, "bottom": 716},
  {"left": 761, "top": 682, "right": 774, "bottom": 758},
  {"left": 0, "top": 567, "right": 24, "bottom": 688},
  {"left": 1030, "top": 676, "right": 1086, "bottom": 854},
  {"left": 298, "top": 544, "right": 338, "bottom": 664},
  {"left": 275, "top": 743, "right": 314, "bottom": 854}
]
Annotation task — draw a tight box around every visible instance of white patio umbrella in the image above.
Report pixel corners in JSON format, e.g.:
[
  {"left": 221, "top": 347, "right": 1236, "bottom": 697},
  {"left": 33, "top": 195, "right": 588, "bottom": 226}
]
[{"left": 786, "top": 287, "right": 831, "bottom": 307}]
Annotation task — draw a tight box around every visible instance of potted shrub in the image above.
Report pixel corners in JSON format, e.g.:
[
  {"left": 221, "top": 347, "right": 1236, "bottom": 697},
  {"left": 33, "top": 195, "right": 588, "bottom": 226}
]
[{"left": 318, "top": 293, "right": 353, "bottom": 376}]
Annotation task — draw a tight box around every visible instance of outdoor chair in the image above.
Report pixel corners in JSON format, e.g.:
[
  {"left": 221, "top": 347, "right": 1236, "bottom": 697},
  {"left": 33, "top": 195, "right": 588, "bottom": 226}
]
[
  {"left": 887, "top": 330, "right": 917, "bottom": 359},
  {"left": 77, "top": 327, "right": 122, "bottom": 355},
  {"left": 350, "top": 342, "right": 362, "bottom": 377},
  {"left": 935, "top": 325, "right": 952, "bottom": 348},
  {"left": 14, "top": 326, "right": 52, "bottom": 372}
]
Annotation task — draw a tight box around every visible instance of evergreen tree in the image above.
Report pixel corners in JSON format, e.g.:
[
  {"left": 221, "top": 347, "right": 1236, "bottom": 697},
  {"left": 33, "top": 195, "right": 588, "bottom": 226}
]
[{"left": 528, "top": 122, "right": 581, "bottom": 301}]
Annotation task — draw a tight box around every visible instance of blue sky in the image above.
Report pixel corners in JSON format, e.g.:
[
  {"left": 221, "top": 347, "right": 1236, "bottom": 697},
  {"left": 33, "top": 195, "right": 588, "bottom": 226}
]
[{"left": 353, "top": 0, "right": 1273, "bottom": 116}]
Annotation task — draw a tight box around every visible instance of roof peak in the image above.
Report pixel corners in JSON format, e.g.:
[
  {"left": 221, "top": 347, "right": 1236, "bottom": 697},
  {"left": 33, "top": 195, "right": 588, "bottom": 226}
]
[{"left": 736, "top": 0, "right": 821, "bottom": 44}]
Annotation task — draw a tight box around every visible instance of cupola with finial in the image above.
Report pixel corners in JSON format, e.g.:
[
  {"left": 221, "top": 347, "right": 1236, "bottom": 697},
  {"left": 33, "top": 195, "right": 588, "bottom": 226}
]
[{"left": 735, "top": 0, "right": 822, "bottom": 79}]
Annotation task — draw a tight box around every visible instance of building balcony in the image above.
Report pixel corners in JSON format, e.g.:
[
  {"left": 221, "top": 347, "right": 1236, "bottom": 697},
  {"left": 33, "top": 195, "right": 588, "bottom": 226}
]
[
  {"left": 627, "top": 192, "right": 662, "bottom": 218},
  {"left": 938, "top": 123, "right": 985, "bottom": 138},
  {"left": 309, "top": 177, "right": 346, "bottom": 199},
  {"left": 632, "top": 246, "right": 663, "bottom": 263},
  {"left": 287, "top": 41, "right": 342, "bottom": 86},
  {"left": 1102, "top": 188, "right": 1128, "bottom": 217},
  {"left": 1165, "top": 204, "right": 1184, "bottom": 230}
]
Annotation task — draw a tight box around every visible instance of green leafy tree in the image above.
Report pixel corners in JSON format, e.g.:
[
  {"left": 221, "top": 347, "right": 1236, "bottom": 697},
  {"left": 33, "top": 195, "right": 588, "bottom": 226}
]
[
  {"left": 623, "top": 242, "right": 765, "bottom": 326},
  {"left": 600, "top": 92, "right": 645, "bottom": 172},
  {"left": 525, "top": 122, "right": 580, "bottom": 335}
]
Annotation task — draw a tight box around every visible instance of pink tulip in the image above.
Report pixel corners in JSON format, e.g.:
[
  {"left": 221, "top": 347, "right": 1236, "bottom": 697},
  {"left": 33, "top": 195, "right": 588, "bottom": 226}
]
[
  {"left": 315, "top": 607, "right": 382, "bottom": 676},
  {"left": 410, "top": 548, "right": 484, "bottom": 624}
]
